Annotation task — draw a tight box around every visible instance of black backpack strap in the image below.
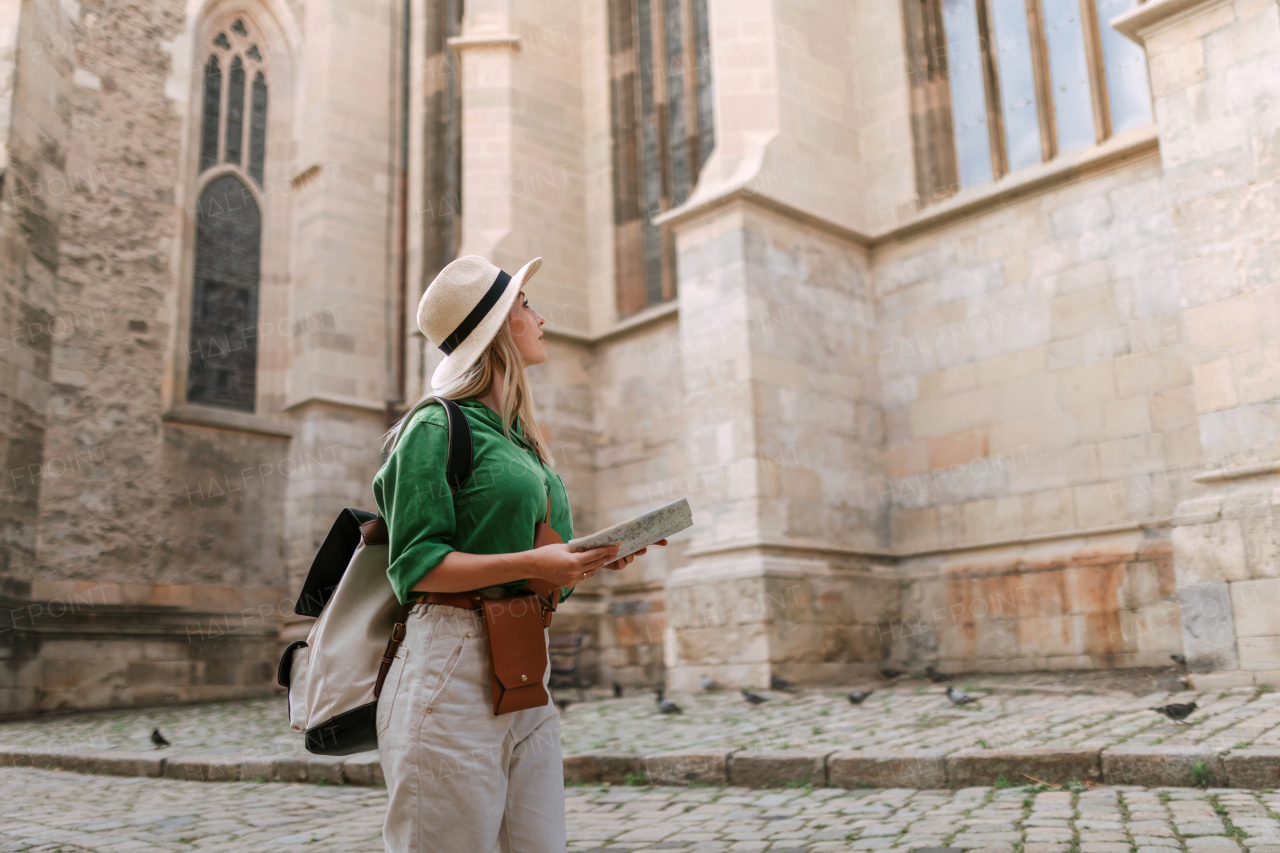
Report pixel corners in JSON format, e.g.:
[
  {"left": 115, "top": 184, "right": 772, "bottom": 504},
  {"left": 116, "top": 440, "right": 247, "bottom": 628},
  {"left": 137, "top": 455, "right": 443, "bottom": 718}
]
[{"left": 427, "top": 395, "right": 473, "bottom": 494}]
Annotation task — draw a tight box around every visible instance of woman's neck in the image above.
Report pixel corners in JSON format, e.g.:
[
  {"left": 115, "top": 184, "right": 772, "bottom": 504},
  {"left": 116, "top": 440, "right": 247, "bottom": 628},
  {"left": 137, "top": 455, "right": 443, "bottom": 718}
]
[{"left": 476, "top": 375, "right": 504, "bottom": 417}]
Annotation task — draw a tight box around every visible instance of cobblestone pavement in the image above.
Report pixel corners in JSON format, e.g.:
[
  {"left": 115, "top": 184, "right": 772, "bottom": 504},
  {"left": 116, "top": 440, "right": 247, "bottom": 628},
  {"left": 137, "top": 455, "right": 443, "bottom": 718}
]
[
  {"left": 0, "top": 669, "right": 1270, "bottom": 761},
  {"left": 2, "top": 766, "right": 1280, "bottom": 852}
]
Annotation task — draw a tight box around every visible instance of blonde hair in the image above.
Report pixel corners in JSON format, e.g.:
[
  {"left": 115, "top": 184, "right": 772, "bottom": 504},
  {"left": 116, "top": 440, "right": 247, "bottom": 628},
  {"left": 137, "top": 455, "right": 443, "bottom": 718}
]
[{"left": 382, "top": 320, "right": 552, "bottom": 466}]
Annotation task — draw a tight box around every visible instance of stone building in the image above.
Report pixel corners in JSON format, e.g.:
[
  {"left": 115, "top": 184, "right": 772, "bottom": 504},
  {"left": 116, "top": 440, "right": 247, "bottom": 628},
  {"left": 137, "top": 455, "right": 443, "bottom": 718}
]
[{"left": 1, "top": 0, "right": 1278, "bottom": 715}]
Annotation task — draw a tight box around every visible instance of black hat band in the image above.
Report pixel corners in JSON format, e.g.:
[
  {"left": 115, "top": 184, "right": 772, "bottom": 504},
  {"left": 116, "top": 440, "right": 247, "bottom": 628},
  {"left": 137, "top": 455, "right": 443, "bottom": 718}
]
[{"left": 439, "top": 270, "right": 511, "bottom": 355}]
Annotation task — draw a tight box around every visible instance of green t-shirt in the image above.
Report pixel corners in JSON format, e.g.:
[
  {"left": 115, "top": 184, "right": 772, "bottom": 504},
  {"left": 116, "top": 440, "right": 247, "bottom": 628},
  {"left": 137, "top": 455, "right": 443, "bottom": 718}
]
[{"left": 372, "top": 398, "right": 576, "bottom": 606}]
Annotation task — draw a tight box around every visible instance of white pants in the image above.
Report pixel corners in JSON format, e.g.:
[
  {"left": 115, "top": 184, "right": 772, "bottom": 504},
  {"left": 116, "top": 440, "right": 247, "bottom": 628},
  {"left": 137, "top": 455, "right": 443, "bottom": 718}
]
[{"left": 377, "top": 602, "right": 566, "bottom": 853}]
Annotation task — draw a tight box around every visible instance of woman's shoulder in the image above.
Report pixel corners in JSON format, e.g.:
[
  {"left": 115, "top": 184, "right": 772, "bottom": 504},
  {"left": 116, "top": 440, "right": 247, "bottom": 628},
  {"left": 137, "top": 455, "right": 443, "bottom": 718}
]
[
  {"left": 410, "top": 401, "right": 451, "bottom": 430},
  {"left": 388, "top": 403, "right": 451, "bottom": 456}
]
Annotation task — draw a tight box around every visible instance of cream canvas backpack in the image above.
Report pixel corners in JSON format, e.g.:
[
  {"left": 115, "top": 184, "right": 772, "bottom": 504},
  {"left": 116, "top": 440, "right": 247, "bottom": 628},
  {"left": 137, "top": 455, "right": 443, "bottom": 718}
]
[{"left": 276, "top": 397, "right": 473, "bottom": 755}]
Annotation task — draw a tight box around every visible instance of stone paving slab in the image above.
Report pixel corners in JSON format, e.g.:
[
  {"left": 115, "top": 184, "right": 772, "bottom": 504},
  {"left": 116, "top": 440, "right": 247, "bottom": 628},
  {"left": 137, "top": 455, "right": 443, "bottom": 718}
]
[{"left": 3, "top": 768, "right": 1280, "bottom": 851}]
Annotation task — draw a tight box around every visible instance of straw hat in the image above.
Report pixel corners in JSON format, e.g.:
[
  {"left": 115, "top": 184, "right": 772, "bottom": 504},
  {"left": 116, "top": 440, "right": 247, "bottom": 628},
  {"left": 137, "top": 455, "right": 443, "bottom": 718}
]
[{"left": 418, "top": 254, "right": 543, "bottom": 389}]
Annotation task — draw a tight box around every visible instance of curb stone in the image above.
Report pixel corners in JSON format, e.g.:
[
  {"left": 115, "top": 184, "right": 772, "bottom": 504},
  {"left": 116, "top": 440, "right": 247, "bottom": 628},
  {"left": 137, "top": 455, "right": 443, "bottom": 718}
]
[
  {"left": 2, "top": 744, "right": 1277, "bottom": 790},
  {"left": 1224, "top": 748, "right": 1280, "bottom": 788},
  {"left": 1102, "top": 745, "right": 1228, "bottom": 787},
  {"left": 827, "top": 750, "right": 948, "bottom": 789},
  {"left": 644, "top": 748, "right": 731, "bottom": 785},
  {"left": 727, "top": 750, "right": 831, "bottom": 788},
  {"left": 946, "top": 747, "right": 1102, "bottom": 787}
]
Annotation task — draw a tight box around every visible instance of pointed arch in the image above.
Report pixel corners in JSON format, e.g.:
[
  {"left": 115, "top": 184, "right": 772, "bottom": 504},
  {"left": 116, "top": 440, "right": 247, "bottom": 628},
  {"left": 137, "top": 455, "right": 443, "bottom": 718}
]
[
  {"left": 178, "top": 2, "right": 298, "bottom": 417},
  {"left": 187, "top": 174, "right": 262, "bottom": 411}
]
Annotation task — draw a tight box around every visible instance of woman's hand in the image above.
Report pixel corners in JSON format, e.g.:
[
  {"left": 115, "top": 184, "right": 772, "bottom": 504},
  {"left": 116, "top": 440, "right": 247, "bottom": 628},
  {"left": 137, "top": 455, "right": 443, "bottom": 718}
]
[
  {"left": 528, "top": 542, "right": 621, "bottom": 587},
  {"left": 604, "top": 539, "right": 668, "bottom": 571}
]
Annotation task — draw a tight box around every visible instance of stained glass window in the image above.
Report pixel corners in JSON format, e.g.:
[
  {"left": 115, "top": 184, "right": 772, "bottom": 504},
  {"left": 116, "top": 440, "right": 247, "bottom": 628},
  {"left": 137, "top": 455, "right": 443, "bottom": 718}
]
[
  {"left": 200, "top": 56, "right": 221, "bottom": 172},
  {"left": 187, "top": 175, "right": 262, "bottom": 412}
]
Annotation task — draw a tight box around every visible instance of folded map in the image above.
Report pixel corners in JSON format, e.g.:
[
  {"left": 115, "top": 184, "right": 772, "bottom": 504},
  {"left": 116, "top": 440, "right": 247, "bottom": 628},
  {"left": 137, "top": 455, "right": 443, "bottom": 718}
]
[{"left": 567, "top": 497, "right": 693, "bottom": 560}]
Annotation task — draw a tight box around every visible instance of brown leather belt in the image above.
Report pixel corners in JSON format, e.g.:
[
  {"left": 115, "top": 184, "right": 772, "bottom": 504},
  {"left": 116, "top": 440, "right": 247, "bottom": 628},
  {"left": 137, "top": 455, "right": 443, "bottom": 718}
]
[
  {"left": 413, "top": 588, "right": 556, "bottom": 627},
  {"left": 416, "top": 591, "right": 485, "bottom": 610}
]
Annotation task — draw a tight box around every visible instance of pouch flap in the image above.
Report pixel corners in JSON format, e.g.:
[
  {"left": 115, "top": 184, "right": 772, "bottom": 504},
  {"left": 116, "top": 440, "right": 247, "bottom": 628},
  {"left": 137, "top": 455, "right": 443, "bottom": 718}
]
[{"left": 482, "top": 596, "right": 548, "bottom": 690}]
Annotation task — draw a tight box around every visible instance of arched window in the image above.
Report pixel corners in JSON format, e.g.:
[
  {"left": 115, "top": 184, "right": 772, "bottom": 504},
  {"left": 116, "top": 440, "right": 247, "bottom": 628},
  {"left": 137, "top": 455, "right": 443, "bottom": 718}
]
[
  {"left": 187, "top": 175, "right": 261, "bottom": 411},
  {"left": 188, "top": 19, "right": 269, "bottom": 411}
]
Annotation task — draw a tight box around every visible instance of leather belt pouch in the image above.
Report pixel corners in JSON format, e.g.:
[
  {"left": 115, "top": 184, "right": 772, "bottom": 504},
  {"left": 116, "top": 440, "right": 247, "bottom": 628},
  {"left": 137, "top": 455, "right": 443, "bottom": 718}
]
[
  {"left": 479, "top": 495, "right": 565, "bottom": 716},
  {"left": 481, "top": 592, "right": 549, "bottom": 715}
]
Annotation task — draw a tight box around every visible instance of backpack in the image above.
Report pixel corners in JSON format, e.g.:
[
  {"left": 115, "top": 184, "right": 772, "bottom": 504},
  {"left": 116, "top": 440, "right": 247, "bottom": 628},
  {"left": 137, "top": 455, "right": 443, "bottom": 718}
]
[{"left": 276, "top": 396, "right": 473, "bottom": 756}]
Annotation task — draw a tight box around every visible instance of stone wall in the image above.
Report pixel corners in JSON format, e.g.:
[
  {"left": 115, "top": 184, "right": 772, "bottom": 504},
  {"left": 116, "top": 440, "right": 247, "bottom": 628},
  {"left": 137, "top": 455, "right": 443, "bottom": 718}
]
[
  {"left": 0, "top": 0, "right": 400, "bottom": 713},
  {"left": 7, "top": 0, "right": 1280, "bottom": 715},
  {"left": 1127, "top": 0, "right": 1280, "bottom": 688}
]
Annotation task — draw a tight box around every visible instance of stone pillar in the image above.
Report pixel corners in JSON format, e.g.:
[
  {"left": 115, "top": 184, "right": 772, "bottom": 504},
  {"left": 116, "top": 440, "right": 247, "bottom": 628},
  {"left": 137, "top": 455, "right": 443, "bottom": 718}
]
[
  {"left": 650, "top": 0, "right": 897, "bottom": 691},
  {"left": 1114, "top": 0, "right": 1280, "bottom": 686},
  {"left": 659, "top": 202, "right": 896, "bottom": 691},
  {"left": 279, "top": 0, "right": 401, "bottom": 634},
  {"left": 0, "top": 0, "right": 75, "bottom": 586}
]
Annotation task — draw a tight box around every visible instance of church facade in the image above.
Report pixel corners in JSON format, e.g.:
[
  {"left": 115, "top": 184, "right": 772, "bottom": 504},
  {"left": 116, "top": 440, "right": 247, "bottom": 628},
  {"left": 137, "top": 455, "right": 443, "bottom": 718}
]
[{"left": 2, "top": 0, "right": 1279, "bottom": 715}]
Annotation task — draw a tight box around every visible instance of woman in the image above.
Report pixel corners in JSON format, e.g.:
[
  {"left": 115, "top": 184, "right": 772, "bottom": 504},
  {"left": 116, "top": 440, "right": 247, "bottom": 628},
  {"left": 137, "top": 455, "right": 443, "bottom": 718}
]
[{"left": 373, "top": 254, "right": 664, "bottom": 853}]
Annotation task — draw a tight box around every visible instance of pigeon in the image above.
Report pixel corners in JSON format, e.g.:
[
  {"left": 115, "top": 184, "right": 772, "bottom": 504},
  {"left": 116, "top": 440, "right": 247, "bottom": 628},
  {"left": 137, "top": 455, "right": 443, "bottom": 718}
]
[
  {"left": 612, "top": 682, "right": 623, "bottom": 699},
  {"left": 1151, "top": 701, "right": 1197, "bottom": 724},
  {"left": 1171, "top": 654, "right": 1188, "bottom": 667},
  {"left": 654, "top": 687, "right": 682, "bottom": 714},
  {"left": 925, "top": 666, "right": 953, "bottom": 684},
  {"left": 946, "top": 686, "right": 976, "bottom": 706},
  {"left": 848, "top": 690, "right": 874, "bottom": 705},
  {"left": 770, "top": 675, "right": 794, "bottom": 691},
  {"left": 880, "top": 668, "right": 904, "bottom": 681},
  {"left": 741, "top": 689, "right": 768, "bottom": 705},
  {"left": 150, "top": 728, "right": 170, "bottom": 749},
  {"left": 700, "top": 675, "right": 715, "bottom": 691}
]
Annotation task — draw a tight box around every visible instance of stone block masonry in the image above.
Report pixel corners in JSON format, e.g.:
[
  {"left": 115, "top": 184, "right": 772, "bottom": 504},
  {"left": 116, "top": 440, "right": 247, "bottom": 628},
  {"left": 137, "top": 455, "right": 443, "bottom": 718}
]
[{"left": 6, "top": 0, "right": 1280, "bottom": 715}]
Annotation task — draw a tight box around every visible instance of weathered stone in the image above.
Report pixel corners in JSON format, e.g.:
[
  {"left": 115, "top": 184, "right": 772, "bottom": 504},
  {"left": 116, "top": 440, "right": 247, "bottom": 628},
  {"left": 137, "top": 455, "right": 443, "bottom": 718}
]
[
  {"left": 1177, "top": 582, "right": 1240, "bottom": 671},
  {"left": 238, "top": 757, "right": 276, "bottom": 782},
  {"left": 726, "top": 750, "right": 831, "bottom": 788},
  {"left": 828, "top": 749, "right": 947, "bottom": 789},
  {"left": 273, "top": 756, "right": 310, "bottom": 783},
  {"left": 570, "top": 752, "right": 646, "bottom": 785},
  {"left": 1102, "top": 747, "right": 1226, "bottom": 787},
  {"left": 561, "top": 753, "right": 603, "bottom": 785},
  {"left": 73, "top": 750, "right": 164, "bottom": 778},
  {"left": 162, "top": 754, "right": 240, "bottom": 782},
  {"left": 1224, "top": 748, "right": 1280, "bottom": 788},
  {"left": 643, "top": 750, "right": 730, "bottom": 785},
  {"left": 306, "top": 755, "right": 346, "bottom": 784},
  {"left": 946, "top": 748, "right": 1102, "bottom": 787},
  {"left": 341, "top": 752, "right": 384, "bottom": 787}
]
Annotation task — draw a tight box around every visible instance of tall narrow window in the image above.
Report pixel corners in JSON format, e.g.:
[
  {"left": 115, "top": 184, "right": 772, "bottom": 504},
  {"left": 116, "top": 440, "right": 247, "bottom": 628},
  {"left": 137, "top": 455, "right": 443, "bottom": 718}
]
[
  {"left": 609, "top": 0, "right": 714, "bottom": 318},
  {"left": 189, "top": 21, "right": 269, "bottom": 411},
  {"left": 249, "top": 71, "right": 268, "bottom": 185},
  {"left": 989, "top": 0, "right": 1044, "bottom": 171},
  {"left": 941, "top": 0, "right": 994, "bottom": 188},
  {"left": 225, "top": 56, "right": 246, "bottom": 165},
  {"left": 187, "top": 175, "right": 261, "bottom": 412},
  {"left": 1094, "top": 0, "right": 1152, "bottom": 133},
  {"left": 200, "top": 56, "right": 221, "bottom": 171},
  {"left": 1041, "top": 0, "right": 1095, "bottom": 153},
  {"left": 905, "top": 0, "right": 1153, "bottom": 205}
]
